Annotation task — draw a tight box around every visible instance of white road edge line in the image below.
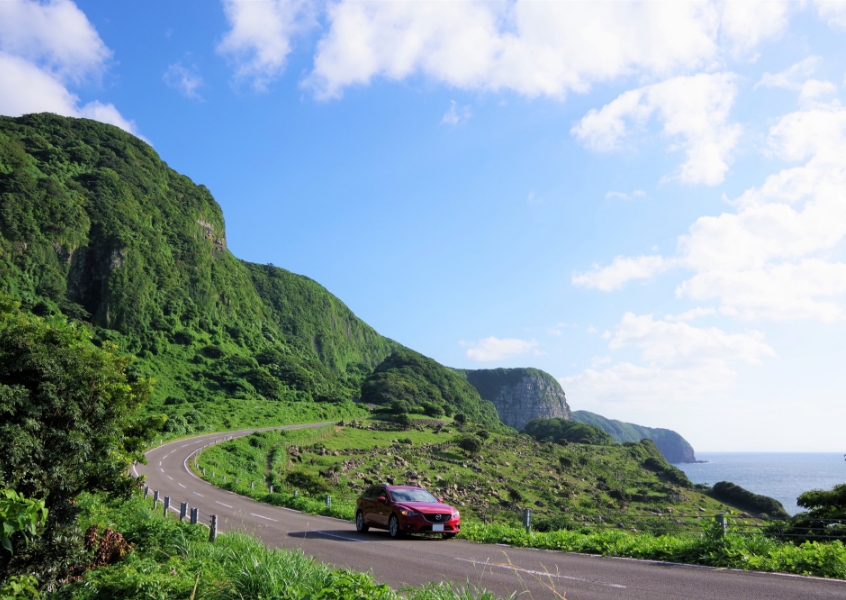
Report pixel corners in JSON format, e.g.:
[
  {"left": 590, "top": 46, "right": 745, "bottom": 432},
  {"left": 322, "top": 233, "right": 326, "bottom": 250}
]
[
  {"left": 314, "top": 530, "right": 367, "bottom": 543},
  {"left": 250, "top": 513, "right": 278, "bottom": 522},
  {"left": 194, "top": 492, "right": 204, "bottom": 497},
  {"left": 453, "top": 558, "right": 626, "bottom": 589},
  {"left": 178, "top": 483, "right": 186, "bottom": 488}
]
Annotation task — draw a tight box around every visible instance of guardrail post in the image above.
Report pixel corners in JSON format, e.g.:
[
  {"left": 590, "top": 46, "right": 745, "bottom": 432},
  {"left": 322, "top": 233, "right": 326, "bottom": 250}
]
[
  {"left": 202, "top": 468, "right": 206, "bottom": 476},
  {"left": 180, "top": 502, "right": 187, "bottom": 521},
  {"left": 163, "top": 496, "right": 170, "bottom": 517},
  {"left": 223, "top": 475, "right": 226, "bottom": 483},
  {"left": 716, "top": 513, "right": 727, "bottom": 536},
  {"left": 153, "top": 490, "right": 159, "bottom": 508},
  {"left": 144, "top": 486, "right": 149, "bottom": 498},
  {"left": 250, "top": 481, "right": 254, "bottom": 490},
  {"left": 326, "top": 495, "right": 331, "bottom": 509},
  {"left": 294, "top": 490, "right": 298, "bottom": 498},
  {"left": 190, "top": 507, "right": 198, "bottom": 525},
  {"left": 523, "top": 508, "right": 532, "bottom": 533},
  {"left": 210, "top": 515, "right": 218, "bottom": 542},
  {"left": 269, "top": 485, "right": 273, "bottom": 494}
]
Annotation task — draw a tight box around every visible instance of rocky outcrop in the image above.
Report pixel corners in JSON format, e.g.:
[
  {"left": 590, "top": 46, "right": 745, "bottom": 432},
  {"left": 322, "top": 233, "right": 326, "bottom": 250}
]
[
  {"left": 463, "top": 368, "right": 571, "bottom": 431},
  {"left": 571, "top": 410, "right": 698, "bottom": 463}
]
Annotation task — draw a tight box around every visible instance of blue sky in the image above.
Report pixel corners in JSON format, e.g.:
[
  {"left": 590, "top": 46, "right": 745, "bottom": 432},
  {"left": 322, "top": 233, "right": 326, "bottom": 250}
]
[{"left": 3, "top": 0, "right": 846, "bottom": 452}]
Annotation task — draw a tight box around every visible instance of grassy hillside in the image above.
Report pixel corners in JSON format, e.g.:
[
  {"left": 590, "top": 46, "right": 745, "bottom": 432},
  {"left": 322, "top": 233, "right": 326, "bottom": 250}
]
[
  {"left": 194, "top": 417, "right": 761, "bottom": 535},
  {"left": 572, "top": 410, "right": 697, "bottom": 463}
]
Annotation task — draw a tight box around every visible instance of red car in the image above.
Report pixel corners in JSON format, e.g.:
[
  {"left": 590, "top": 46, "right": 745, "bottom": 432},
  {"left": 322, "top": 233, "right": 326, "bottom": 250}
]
[{"left": 355, "top": 484, "right": 460, "bottom": 539}]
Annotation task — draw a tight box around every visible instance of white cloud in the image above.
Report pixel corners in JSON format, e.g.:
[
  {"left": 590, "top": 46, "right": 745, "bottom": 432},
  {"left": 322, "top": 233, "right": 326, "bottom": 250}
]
[
  {"left": 815, "top": 0, "right": 846, "bottom": 30},
  {"left": 572, "top": 73, "right": 741, "bottom": 185},
  {"left": 297, "top": 1, "right": 789, "bottom": 100},
  {"left": 0, "top": 0, "right": 139, "bottom": 137},
  {"left": 755, "top": 56, "right": 835, "bottom": 105},
  {"left": 575, "top": 103, "right": 846, "bottom": 322},
  {"left": 563, "top": 313, "right": 774, "bottom": 407},
  {"left": 756, "top": 56, "right": 821, "bottom": 90},
  {"left": 218, "top": 0, "right": 315, "bottom": 91},
  {"left": 461, "top": 337, "right": 538, "bottom": 362},
  {"left": 164, "top": 62, "right": 204, "bottom": 100},
  {"left": 605, "top": 190, "right": 646, "bottom": 201},
  {"left": 719, "top": 0, "right": 791, "bottom": 55},
  {"left": 573, "top": 255, "right": 673, "bottom": 292},
  {"left": 664, "top": 307, "right": 716, "bottom": 322},
  {"left": 0, "top": 0, "right": 110, "bottom": 82},
  {"left": 441, "top": 100, "right": 472, "bottom": 126},
  {"left": 610, "top": 313, "right": 774, "bottom": 366}
]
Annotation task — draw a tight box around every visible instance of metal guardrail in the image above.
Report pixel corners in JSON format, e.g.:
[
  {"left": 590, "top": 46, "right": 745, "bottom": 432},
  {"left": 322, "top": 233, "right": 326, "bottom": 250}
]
[{"left": 144, "top": 485, "right": 218, "bottom": 541}]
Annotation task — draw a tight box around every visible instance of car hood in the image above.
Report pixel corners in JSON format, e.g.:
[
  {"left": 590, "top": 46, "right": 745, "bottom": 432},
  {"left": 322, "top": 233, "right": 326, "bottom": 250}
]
[{"left": 395, "top": 502, "right": 457, "bottom": 513}]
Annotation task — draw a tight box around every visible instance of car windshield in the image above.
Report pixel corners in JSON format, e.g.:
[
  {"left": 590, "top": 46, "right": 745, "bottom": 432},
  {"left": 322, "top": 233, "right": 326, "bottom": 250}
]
[{"left": 390, "top": 489, "right": 438, "bottom": 503}]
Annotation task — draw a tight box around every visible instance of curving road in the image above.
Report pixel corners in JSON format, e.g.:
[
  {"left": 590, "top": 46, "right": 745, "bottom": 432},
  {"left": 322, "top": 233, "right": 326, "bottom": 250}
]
[{"left": 136, "top": 426, "right": 846, "bottom": 600}]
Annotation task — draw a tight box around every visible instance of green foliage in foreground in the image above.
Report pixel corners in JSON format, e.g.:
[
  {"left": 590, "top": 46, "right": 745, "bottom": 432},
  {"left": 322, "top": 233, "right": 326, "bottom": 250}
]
[
  {"left": 524, "top": 418, "right": 613, "bottom": 446},
  {"left": 0, "top": 491, "right": 47, "bottom": 554},
  {"left": 460, "top": 521, "right": 846, "bottom": 579},
  {"left": 768, "top": 484, "right": 846, "bottom": 542},
  {"left": 59, "top": 493, "right": 498, "bottom": 600},
  {"left": 0, "top": 296, "right": 151, "bottom": 580}
]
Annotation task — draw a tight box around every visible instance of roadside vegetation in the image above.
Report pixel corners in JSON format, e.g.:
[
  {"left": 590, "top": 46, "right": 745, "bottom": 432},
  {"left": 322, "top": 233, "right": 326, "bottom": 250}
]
[{"left": 192, "top": 418, "right": 846, "bottom": 579}]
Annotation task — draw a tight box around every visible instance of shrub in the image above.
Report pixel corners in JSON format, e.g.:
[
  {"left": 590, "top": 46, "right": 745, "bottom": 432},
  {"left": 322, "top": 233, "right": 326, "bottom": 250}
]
[
  {"left": 286, "top": 471, "right": 331, "bottom": 496},
  {"left": 393, "top": 414, "right": 413, "bottom": 429},
  {"left": 709, "top": 481, "right": 789, "bottom": 518},
  {"left": 455, "top": 434, "right": 483, "bottom": 454}
]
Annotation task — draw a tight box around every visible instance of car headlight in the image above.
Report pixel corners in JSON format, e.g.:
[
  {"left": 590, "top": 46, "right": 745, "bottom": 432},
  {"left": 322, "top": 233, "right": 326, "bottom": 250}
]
[
  {"left": 452, "top": 511, "right": 460, "bottom": 519},
  {"left": 400, "top": 509, "right": 422, "bottom": 517}
]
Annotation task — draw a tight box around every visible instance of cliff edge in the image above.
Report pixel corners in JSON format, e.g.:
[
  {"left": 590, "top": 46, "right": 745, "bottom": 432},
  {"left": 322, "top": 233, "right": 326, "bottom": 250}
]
[{"left": 463, "top": 367, "right": 571, "bottom": 431}]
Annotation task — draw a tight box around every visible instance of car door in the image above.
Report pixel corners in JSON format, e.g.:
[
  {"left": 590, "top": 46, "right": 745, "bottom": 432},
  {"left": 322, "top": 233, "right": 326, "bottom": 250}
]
[
  {"left": 360, "top": 486, "right": 379, "bottom": 526},
  {"left": 373, "top": 486, "right": 391, "bottom": 527}
]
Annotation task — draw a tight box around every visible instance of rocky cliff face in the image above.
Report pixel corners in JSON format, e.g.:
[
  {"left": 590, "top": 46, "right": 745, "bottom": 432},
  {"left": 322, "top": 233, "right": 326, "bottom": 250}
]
[{"left": 463, "top": 368, "right": 571, "bottom": 431}]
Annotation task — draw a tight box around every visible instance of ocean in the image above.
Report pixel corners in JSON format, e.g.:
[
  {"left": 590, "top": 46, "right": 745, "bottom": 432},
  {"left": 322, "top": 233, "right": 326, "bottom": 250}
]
[{"left": 674, "top": 452, "right": 845, "bottom": 516}]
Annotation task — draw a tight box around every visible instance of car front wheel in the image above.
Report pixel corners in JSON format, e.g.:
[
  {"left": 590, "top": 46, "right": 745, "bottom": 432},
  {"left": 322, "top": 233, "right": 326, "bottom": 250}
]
[
  {"left": 388, "top": 514, "right": 403, "bottom": 538},
  {"left": 355, "top": 511, "right": 369, "bottom": 533}
]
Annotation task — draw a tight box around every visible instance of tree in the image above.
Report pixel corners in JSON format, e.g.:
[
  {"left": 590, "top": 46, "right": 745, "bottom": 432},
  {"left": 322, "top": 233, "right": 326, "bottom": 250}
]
[
  {"left": 0, "top": 296, "right": 152, "bottom": 579},
  {"left": 455, "top": 434, "right": 483, "bottom": 455}
]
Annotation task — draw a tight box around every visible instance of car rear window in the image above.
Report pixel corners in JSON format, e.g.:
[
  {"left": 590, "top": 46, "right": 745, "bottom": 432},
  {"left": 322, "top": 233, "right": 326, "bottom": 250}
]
[{"left": 389, "top": 489, "right": 438, "bottom": 503}]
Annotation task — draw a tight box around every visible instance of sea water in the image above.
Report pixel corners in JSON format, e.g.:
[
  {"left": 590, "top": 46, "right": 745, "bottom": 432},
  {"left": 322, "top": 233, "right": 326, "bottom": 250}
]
[{"left": 675, "top": 452, "right": 845, "bottom": 516}]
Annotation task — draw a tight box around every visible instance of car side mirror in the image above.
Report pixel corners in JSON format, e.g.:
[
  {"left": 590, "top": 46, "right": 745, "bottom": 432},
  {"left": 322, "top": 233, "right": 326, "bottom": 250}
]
[
  {"left": 437, "top": 497, "right": 443, "bottom": 503},
  {"left": 377, "top": 496, "right": 387, "bottom": 503}
]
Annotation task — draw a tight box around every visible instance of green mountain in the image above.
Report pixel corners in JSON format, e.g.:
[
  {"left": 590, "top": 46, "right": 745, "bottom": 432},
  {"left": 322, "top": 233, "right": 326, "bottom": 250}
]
[
  {"left": 571, "top": 410, "right": 697, "bottom": 463},
  {"left": 0, "top": 114, "right": 414, "bottom": 427},
  {"left": 0, "top": 113, "right": 514, "bottom": 433}
]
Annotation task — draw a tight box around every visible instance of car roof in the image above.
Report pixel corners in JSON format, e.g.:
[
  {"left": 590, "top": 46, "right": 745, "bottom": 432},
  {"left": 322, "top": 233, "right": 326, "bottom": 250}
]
[{"left": 385, "top": 484, "right": 426, "bottom": 490}]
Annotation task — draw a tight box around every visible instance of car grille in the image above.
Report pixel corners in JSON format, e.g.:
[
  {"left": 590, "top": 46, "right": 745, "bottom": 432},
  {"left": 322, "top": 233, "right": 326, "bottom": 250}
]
[{"left": 423, "top": 513, "right": 453, "bottom": 523}]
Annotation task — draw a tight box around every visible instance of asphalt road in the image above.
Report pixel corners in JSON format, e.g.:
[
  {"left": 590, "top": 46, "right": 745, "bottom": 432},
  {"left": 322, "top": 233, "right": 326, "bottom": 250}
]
[{"left": 136, "top": 426, "right": 846, "bottom": 600}]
